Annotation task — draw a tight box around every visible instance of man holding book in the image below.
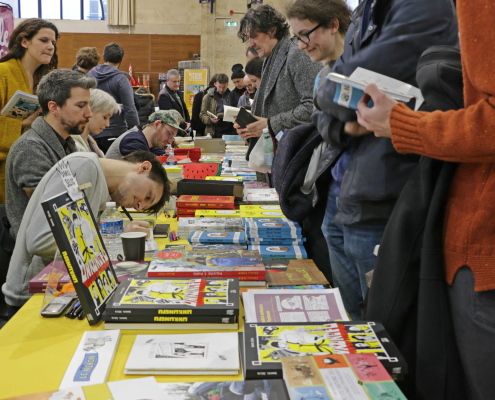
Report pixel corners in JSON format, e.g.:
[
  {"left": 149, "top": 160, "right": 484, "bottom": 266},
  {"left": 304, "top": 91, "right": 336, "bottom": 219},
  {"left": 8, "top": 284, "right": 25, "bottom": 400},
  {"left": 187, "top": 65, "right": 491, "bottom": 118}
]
[{"left": 2, "top": 151, "right": 170, "bottom": 316}]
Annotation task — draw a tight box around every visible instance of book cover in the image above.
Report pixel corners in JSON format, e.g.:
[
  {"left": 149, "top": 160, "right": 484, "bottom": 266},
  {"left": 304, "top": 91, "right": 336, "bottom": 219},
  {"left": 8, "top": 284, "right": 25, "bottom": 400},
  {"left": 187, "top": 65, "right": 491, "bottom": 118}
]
[
  {"left": 159, "top": 379, "right": 290, "bottom": 400},
  {"left": 59, "top": 330, "right": 121, "bottom": 389},
  {"left": 189, "top": 231, "right": 247, "bottom": 245},
  {"left": 165, "top": 244, "right": 247, "bottom": 252},
  {"left": 249, "top": 245, "right": 308, "bottom": 260},
  {"left": 206, "top": 176, "right": 243, "bottom": 182},
  {"left": 196, "top": 209, "right": 241, "bottom": 218},
  {"left": 244, "top": 182, "right": 270, "bottom": 189},
  {"left": 248, "top": 240, "right": 305, "bottom": 246},
  {"left": 245, "top": 219, "right": 302, "bottom": 231},
  {"left": 241, "top": 205, "right": 282, "bottom": 212},
  {"left": 243, "top": 322, "right": 408, "bottom": 380},
  {"left": 103, "top": 313, "right": 236, "bottom": 324},
  {"left": 147, "top": 249, "right": 266, "bottom": 277},
  {"left": 104, "top": 277, "right": 240, "bottom": 316},
  {"left": 104, "top": 321, "right": 239, "bottom": 330},
  {"left": 266, "top": 260, "right": 330, "bottom": 288},
  {"left": 282, "top": 354, "right": 407, "bottom": 400},
  {"left": 242, "top": 211, "right": 287, "bottom": 219},
  {"left": 177, "top": 195, "right": 235, "bottom": 209},
  {"left": 124, "top": 332, "right": 240, "bottom": 375},
  {"left": 178, "top": 217, "right": 244, "bottom": 232},
  {"left": 42, "top": 191, "right": 119, "bottom": 325},
  {"left": 243, "top": 288, "right": 348, "bottom": 324},
  {"left": 0, "top": 90, "right": 39, "bottom": 119}
]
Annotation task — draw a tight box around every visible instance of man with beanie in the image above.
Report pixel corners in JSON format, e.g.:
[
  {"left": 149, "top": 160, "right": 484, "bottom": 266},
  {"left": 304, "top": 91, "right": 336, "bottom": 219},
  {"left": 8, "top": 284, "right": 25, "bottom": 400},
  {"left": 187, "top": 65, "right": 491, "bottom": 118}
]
[{"left": 229, "top": 64, "right": 246, "bottom": 109}]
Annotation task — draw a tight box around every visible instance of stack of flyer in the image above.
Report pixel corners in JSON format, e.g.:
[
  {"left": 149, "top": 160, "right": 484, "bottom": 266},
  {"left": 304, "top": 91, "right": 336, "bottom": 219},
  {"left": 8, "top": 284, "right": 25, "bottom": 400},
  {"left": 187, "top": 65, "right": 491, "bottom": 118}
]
[
  {"left": 124, "top": 332, "right": 240, "bottom": 375},
  {"left": 176, "top": 195, "right": 235, "bottom": 219},
  {"left": 282, "top": 354, "right": 407, "bottom": 400},
  {"left": 245, "top": 218, "right": 308, "bottom": 260},
  {"left": 164, "top": 165, "right": 183, "bottom": 181},
  {"left": 146, "top": 248, "right": 266, "bottom": 286},
  {"left": 245, "top": 188, "right": 279, "bottom": 205},
  {"left": 178, "top": 217, "right": 244, "bottom": 238},
  {"left": 188, "top": 231, "right": 247, "bottom": 248},
  {"left": 240, "top": 204, "right": 286, "bottom": 219},
  {"left": 102, "top": 277, "right": 239, "bottom": 330}
]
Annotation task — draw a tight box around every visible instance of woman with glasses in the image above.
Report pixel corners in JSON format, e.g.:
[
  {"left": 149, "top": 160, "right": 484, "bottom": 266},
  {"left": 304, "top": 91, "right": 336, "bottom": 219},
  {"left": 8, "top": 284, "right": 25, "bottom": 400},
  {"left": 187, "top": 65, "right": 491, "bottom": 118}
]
[{"left": 235, "top": 5, "right": 322, "bottom": 159}]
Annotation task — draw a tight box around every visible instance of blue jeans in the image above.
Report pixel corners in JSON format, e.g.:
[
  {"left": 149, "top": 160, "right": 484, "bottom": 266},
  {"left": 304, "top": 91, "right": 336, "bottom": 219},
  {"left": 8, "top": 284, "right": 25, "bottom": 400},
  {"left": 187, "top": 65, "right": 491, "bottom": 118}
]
[{"left": 322, "top": 191, "right": 387, "bottom": 320}]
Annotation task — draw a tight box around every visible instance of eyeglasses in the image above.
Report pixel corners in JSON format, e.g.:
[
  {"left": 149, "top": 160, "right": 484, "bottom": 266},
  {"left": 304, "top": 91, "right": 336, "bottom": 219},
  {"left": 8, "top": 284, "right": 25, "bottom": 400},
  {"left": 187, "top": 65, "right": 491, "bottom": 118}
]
[{"left": 290, "top": 23, "right": 323, "bottom": 45}]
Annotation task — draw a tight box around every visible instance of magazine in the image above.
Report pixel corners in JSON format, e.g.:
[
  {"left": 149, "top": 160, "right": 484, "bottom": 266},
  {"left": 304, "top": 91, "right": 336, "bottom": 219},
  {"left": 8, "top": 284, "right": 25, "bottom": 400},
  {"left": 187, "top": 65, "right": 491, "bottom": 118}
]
[{"left": 0, "top": 90, "right": 39, "bottom": 119}]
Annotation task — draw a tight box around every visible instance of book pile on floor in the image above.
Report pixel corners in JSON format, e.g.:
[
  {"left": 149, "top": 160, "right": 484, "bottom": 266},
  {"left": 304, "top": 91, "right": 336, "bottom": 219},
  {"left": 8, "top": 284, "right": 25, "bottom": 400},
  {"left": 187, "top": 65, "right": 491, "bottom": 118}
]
[
  {"left": 176, "top": 195, "right": 235, "bottom": 219},
  {"left": 102, "top": 277, "right": 240, "bottom": 330},
  {"left": 178, "top": 217, "right": 244, "bottom": 238},
  {"left": 245, "top": 218, "right": 308, "bottom": 261},
  {"left": 145, "top": 248, "right": 266, "bottom": 286}
]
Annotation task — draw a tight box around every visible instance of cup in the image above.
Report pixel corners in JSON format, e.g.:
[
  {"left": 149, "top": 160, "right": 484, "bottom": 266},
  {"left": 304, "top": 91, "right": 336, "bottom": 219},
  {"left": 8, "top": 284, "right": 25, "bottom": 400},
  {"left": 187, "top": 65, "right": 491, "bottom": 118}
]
[{"left": 121, "top": 232, "right": 147, "bottom": 261}]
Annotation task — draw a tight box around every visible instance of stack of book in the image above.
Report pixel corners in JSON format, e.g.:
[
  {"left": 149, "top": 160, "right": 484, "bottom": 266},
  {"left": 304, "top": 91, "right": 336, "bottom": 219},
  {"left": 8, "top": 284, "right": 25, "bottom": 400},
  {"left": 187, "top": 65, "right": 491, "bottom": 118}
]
[
  {"left": 222, "top": 134, "right": 246, "bottom": 145},
  {"left": 124, "top": 332, "right": 240, "bottom": 375},
  {"left": 176, "top": 195, "right": 235, "bottom": 219},
  {"left": 240, "top": 204, "right": 286, "bottom": 219},
  {"left": 178, "top": 217, "right": 244, "bottom": 239},
  {"left": 188, "top": 231, "right": 247, "bottom": 248},
  {"left": 199, "top": 156, "right": 225, "bottom": 163},
  {"left": 195, "top": 209, "right": 241, "bottom": 218},
  {"left": 164, "top": 165, "right": 183, "bottom": 181},
  {"left": 282, "top": 353, "right": 408, "bottom": 400},
  {"left": 245, "top": 218, "right": 308, "bottom": 260},
  {"left": 245, "top": 188, "right": 279, "bottom": 205},
  {"left": 102, "top": 277, "right": 240, "bottom": 330},
  {"left": 146, "top": 248, "right": 266, "bottom": 286}
]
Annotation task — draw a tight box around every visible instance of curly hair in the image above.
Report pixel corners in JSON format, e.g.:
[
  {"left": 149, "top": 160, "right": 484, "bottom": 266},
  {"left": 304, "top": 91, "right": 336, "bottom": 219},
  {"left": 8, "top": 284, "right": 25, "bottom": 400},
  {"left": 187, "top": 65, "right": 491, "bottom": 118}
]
[
  {"left": 76, "top": 47, "right": 100, "bottom": 70},
  {"left": 0, "top": 19, "right": 59, "bottom": 94},
  {"left": 238, "top": 5, "right": 290, "bottom": 43},
  {"left": 286, "top": 0, "right": 351, "bottom": 36}
]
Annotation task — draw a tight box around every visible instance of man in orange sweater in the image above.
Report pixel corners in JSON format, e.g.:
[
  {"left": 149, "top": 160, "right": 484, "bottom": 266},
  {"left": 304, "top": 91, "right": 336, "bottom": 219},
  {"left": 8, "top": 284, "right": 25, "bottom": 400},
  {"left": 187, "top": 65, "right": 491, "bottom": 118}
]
[{"left": 350, "top": 1, "right": 495, "bottom": 397}]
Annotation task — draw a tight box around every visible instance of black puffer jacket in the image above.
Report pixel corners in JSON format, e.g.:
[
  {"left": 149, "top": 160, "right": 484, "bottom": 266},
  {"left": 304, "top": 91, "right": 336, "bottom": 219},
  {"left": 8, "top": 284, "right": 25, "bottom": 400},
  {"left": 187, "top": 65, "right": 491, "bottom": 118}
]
[{"left": 135, "top": 92, "right": 156, "bottom": 128}]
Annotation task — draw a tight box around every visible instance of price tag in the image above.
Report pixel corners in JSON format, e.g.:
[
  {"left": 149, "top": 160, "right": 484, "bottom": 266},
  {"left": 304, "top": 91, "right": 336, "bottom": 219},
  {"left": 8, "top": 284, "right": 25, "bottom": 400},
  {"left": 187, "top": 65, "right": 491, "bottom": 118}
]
[{"left": 56, "top": 159, "right": 83, "bottom": 201}]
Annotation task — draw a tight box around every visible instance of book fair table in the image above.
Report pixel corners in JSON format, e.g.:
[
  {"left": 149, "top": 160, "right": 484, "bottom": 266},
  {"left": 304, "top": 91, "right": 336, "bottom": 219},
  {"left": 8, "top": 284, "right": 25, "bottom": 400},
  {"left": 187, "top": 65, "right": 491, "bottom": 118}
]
[{"left": 0, "top": 214, "right": 246, "bottom": 399}]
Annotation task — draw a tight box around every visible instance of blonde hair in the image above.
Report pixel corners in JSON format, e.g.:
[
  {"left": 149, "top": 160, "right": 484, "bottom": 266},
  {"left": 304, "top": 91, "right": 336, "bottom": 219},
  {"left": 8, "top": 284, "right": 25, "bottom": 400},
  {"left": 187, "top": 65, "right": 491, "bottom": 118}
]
[{"left": 90, "top": 88, "right": 121, "bottom": 115}]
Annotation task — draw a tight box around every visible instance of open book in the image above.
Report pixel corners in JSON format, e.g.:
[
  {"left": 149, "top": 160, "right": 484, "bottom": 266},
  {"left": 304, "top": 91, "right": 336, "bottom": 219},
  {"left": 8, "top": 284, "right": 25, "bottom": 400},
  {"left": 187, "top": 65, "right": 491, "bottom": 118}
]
[
  {"left": 1, "top": 90, "right": 39, "bottom": 119},
  {"left": 328, "top": 67, "right": 424, "bottom": 111}
]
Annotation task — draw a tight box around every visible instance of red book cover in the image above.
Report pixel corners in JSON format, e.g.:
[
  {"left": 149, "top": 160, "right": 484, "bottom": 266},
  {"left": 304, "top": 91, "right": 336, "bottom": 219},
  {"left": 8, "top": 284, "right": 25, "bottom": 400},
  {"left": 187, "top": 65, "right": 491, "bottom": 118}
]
[
  {"left": 177, "top": 195, "right": 235, "bottom": 210},
  {"left": 148, "top": 271, "right": 266, "bottom": 278},
  {"left": 177, "top": 207, "right": 200, "bottom": 214}
]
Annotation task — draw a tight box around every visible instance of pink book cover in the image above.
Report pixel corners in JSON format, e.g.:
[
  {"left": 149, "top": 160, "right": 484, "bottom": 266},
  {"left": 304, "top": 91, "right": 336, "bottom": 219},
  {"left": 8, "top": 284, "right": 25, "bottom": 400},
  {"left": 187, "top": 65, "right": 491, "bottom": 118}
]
[{"left": 345, "top": 353, "right": 393, "bottom": 382}]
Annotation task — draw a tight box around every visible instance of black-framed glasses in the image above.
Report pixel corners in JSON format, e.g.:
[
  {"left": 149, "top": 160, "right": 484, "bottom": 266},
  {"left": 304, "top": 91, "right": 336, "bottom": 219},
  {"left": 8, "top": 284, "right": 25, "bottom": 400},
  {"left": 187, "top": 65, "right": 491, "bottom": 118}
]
[{"left": 290, "top": 23, "right": 323, "bottom": 45}]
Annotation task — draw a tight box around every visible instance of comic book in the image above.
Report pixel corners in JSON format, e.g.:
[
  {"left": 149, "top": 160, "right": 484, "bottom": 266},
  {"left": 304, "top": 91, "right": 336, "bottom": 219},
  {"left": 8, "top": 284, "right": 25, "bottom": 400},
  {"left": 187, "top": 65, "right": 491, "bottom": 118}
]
[
  {"left": 248, "top": 245, "right": 308, "bottom": 260},
  {"left": 243, "top": 322, "right": 407, "bottom": 380},
  {"left": 104, "top": 277, "right": 239, "bottom": 316},
  {"left": 195, "top": 209, "right": 241, "bottom": 218},
  {"left": 42, "top": 191, "right": 119, "bottom": 325},
  {"left": 177, "top": 195, "right": 235, "bottom": 209},
  {"left": 164, "top": 244, "right": 247, "bottom": 252},
  {"left": 188, "top": 231, "right": 247, "bottom": 245},
  {"left": 282, "top": 354, "right": 407, "bottom": 400},
  {"left": 124, "top": 332, "right": 240, "bottom": 375},
  {"left": 146, "top": 249, "right": 266, "bottom": 278}
]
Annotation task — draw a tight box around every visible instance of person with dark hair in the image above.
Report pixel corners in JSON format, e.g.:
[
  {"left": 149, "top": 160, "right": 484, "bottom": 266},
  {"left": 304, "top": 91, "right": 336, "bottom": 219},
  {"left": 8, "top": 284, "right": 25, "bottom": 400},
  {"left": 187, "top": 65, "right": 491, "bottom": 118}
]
[
  {"left": 235, "top": 4, "right": 322, "bottom": 159},
  {"left": 0, "top": 18, "right": 59, "bottom": 204},
  {"left": 135, "top": 86, "right": 157, "bottom": 127},
  {"left": 158, "top": 69, "right": 191, "bottom": 135},
  {"left": 229, "top": 64, "right": 246, "bottom": 109},
  {"left": 87, "top": 42, "right": 139, "bottom": 153},
  {"left": 191, "top": 74, "right": 217, "bottom": 137},
  {"left": 105, "top": 110, "right": 186, "bottom": 160},
  {"left": 6, "top": 69, "right": 96, "bottom": 239},
  {"left": 72, "top": 47, "right": 100, "bottom": 74},
  {"left": 199, "top": 73, "right": 234, "bottom": 138},
  {"left": 246, "top": 46, "right": 259, "bottom": 60},
  {"left": 3, "top": 150, "right": 170, "bottom": 315},
  {"left": 245, "top": 56, "right": 263, "bottom": 89}
]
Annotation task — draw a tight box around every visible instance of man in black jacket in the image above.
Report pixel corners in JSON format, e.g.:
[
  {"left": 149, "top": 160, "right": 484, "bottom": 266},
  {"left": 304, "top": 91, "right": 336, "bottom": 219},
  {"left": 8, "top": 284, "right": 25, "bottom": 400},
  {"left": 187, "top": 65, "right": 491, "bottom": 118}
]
[
  {"left": 311, "top": 0, "right": 459, "bottom": 321},
  {"left": 158, "top": 69, "right": 190, "bottom": 135}
]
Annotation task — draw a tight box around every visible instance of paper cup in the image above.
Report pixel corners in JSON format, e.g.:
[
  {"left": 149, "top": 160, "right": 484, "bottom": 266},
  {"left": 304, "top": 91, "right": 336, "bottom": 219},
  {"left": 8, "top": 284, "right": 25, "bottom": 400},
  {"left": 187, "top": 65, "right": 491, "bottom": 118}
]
[{"left": 121, "top": 232, "right": 147, "bottom": 261}]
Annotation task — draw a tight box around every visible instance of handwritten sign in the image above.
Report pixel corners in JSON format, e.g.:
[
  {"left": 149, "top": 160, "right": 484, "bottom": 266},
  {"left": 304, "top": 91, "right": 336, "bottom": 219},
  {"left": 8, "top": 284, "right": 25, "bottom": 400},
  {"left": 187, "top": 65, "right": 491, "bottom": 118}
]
[{"left": 56, "top": 160, "right": 83, "bottom": 201}]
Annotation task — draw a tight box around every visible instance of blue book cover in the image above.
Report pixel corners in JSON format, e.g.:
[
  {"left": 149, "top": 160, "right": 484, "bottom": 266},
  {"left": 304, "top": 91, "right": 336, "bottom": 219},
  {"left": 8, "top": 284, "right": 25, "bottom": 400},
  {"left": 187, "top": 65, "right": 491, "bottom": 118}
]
[
  {"left": 248, "top": 245, "right": 308, "bottom": 260},
  {"left": 189, "top": 231, "right": 247, "bottom": 245},
  {"left": 246, "top": 232, "right": 303, "bottom": 240}
]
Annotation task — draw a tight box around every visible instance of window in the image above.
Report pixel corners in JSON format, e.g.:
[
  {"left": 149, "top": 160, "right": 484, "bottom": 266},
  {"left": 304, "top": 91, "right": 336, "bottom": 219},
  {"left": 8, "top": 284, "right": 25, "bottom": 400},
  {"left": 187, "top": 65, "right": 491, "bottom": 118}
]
[{"left": 17, "top": 0, "right": 107, "bottom": 20}]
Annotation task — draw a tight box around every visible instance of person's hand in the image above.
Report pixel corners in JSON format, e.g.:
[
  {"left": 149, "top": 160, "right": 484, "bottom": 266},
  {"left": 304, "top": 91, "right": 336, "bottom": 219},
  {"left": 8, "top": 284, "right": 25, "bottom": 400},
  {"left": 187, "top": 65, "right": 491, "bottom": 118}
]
[
  {"left": 124, "top": 220, "right": 151, "bottom": 239},
  {"left": 239, "top": 116, "right": 268, "bottom": 139},
  {"left": 356, "top": 83, "right": 398, "bottom": 138},
  {"left": 185, "top": 122, "right": 191, "bottom": 130},
  {"left": 344, "top": 121, "right": 371, "bottom": 137},
  {"left": 22, "top": 108, "right": 41, "bottom": 129},
  {"left": 210, "top": 116, "right": 220, "bottom": 124}
]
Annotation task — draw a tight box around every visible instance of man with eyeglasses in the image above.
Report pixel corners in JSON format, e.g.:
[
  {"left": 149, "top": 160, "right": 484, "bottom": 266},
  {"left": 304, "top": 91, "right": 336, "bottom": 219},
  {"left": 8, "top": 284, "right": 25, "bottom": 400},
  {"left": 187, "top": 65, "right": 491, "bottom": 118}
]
[{"left": 105, "top": 110, "right": 186, "bottom": 160}]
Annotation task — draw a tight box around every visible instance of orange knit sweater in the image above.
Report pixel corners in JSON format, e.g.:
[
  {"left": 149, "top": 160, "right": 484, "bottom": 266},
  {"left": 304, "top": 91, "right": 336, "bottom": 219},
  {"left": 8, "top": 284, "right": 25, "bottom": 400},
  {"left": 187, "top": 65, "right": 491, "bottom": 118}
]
[{"left": 389, "top": 0, "right": 495, "bottom": 291}]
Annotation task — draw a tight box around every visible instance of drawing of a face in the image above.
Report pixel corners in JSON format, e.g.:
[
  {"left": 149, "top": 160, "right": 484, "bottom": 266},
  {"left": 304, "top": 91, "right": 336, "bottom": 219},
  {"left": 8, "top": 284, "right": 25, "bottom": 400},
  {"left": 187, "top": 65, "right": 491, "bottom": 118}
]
[{"left": 280, "top": 296, "right": 303, "bottom": 310}]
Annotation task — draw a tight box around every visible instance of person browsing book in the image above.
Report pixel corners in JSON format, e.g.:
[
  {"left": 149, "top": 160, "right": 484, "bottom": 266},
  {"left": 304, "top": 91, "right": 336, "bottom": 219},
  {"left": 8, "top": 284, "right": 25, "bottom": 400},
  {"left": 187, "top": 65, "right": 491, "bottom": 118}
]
[
  {"left": 3, "top": 151, "right": 170, "bottom": 316},
  {"left": 0, "top": 19, "right": 59, "bottom": 204},
  {"left": 105, "top": 110, "right": 186, "bottom": 160},
  {"left": 72, "top": 88, "right": 122, "bottom": 157},
  {"left": 5, "top": 69, "right": 96, "bottom": 239}
]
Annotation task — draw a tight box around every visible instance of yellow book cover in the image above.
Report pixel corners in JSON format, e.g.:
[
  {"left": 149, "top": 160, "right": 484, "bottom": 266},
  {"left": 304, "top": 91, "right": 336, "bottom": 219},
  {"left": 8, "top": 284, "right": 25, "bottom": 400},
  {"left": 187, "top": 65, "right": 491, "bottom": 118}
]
[
  {"left": 206, "top": 176, "right": 243, "bottom": 181},
  {"left": 241, "top": 210, "right": 286, "bottom": 218},
  {"left": 195, "top": 209, "right": 241, "bottom": 218},
  {"left": 240, "top": 205, "right": 282, "bottom": 212}
]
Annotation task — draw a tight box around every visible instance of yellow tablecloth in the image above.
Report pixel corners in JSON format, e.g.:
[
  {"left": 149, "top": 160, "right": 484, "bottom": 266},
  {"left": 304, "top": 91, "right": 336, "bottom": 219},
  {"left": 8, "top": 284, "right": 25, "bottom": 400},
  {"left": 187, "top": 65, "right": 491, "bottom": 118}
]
[{"left": 0, "top": 215, "right": 245, "bottom": 399}]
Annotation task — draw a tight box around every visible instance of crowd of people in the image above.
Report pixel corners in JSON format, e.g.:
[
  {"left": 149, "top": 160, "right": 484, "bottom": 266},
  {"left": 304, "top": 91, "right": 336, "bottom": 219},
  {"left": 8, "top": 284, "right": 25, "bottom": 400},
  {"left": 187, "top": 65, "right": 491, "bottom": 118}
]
[{"left": 0, "top": 0, "right": 492, "bottom": 398}]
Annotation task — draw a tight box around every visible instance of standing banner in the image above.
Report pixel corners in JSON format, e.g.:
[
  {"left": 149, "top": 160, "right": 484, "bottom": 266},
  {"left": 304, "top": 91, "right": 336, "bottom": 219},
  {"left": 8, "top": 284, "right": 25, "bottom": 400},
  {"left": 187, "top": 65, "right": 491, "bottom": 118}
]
[
  {"left": 184, "top": 69, "right": 208, "bottom": 116},
  {"left": 0, "top": 4, "right": 13, "bottom": 58}
]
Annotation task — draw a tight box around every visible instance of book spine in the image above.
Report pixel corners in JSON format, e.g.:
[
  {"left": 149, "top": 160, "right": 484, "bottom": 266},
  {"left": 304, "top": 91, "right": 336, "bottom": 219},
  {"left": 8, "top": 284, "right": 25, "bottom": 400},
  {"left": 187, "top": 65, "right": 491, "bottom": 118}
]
[
  {"left": 176, "top": 202, "right": 234, "bottom": 209},
  {"left": 147, "top": 271, "right": 266, "bottom": 278},
  {"left": 102, "top": 314, "right": 237, "bottom": 324},
  {"left": 105, "top": 307, "right": 239, "bottom": 317}
]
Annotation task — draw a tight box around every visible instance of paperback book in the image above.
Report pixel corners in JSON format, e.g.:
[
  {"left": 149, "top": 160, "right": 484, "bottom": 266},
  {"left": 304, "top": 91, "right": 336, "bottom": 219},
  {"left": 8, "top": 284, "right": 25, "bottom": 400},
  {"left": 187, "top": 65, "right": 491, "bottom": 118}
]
[
  {"left": 42, "top": 191, "right": 119, "bottom": 325},
  {"left": 124, "top": 332, "right": 240, "bottom": 375},
  {"left": 104, "top": 277, "right": 239, "bottom": 316},
  {"left": 189, "top": 231, "right": 247, "bottom": 245},
  {"left": 147, "top": 249, "right": 266, "bottom": 278},
  {"left": 243, "top": 322, "right": 408, "bottom": 380},
  {"left": 164, "top": 244, "right": 247, "bottom": 252},
  {"left": 282, "top": 354, "right": 407, "bottom": 400},
  {"left": 265, "top": 260, "right": 330, "bottom": 288},
  {"left": 206, "top": 176, "right": 244, "bottom": 182},
  {"left": 177, "top": 195, "right": 235, "bottom": 209},
  {"left": 249, "top": 245, "right": 308, "bottom": 260},
  {"left": 242, "top": 211, "right": 287, "bottom": 218},
  {"left": 178, "top": 217, "right": 244, "bottom": 233},
  {"left": 0, "top": 90, "right": 39, "bottom": 119},
  {"left": 196, "top": 209, "right": 241, "bottom": 218},
  {"left": 243, "top": 288, "right": 348, "bottom": 323}
]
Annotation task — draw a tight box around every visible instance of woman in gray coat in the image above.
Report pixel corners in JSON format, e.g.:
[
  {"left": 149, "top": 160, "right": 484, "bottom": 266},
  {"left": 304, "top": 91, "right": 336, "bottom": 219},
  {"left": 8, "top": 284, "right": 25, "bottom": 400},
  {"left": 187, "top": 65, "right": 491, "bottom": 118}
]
[{"left": 235, "top": 5, "right": 322, "bottom": 158}]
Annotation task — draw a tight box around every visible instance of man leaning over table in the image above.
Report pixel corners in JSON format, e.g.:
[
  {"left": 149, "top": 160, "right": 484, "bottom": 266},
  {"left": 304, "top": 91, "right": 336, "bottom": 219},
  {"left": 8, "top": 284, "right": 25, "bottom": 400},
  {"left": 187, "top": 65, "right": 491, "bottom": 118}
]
[{"left": 2, "top": 151, "right": 170, "bottom": 318}]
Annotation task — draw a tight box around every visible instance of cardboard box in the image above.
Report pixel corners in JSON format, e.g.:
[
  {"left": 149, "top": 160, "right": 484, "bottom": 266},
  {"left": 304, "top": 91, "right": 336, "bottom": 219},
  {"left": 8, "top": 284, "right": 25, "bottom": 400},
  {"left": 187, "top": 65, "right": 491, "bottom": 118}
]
[{"left": 194, "top": 138, "right": 226, "bottom": 153}]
